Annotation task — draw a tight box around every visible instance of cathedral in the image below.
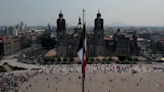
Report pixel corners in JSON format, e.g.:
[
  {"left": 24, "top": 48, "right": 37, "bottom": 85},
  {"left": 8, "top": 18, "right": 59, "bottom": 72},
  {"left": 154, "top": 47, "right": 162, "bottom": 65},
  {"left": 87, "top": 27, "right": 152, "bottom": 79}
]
[{"left": 56, "top": 11, "right": 140, "bottom": 57}]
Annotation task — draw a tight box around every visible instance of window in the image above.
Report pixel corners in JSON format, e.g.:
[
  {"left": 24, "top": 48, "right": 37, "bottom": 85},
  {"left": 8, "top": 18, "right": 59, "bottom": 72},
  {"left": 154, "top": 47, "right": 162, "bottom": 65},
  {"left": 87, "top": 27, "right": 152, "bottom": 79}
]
[
  {"left": 60, "top": 35, "right": 62, "bottom": 39},
  {"left": 99, "top": 35, "right": 100, "bottom": 39}
]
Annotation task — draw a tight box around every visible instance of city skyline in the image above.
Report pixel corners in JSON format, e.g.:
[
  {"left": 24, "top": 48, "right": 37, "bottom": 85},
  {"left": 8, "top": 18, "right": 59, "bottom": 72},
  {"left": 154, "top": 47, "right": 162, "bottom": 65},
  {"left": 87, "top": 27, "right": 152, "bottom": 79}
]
[{"left": 0, "top": 0, "right": 164, "bottom": 26}]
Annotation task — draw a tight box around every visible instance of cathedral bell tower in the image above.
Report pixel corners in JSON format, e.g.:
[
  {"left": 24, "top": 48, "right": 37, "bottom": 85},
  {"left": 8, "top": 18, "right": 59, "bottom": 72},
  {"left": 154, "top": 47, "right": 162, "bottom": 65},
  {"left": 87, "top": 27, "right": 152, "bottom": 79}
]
[
  {"left": 94, "top": 10, "right": 104, "bottom": 56},
  {"left": 94, "top": 10, "right": 104, "bottom": 40},
  {"left": 57, "top": 10, "right": 66, "bottom": 41},
  {"left": 94, "top": 10, "right": 103, "bottom": 30},
  {"left": 56, "top": 10, "right": 66, "bottom": 57}
]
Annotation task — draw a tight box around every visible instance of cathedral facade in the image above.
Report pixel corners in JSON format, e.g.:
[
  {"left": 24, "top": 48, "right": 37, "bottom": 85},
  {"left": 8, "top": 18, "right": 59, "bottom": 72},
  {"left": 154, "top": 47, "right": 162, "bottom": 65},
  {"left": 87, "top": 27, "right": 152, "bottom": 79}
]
[{"left": 56, "top": 11, "right": 140, "bottom": 57}]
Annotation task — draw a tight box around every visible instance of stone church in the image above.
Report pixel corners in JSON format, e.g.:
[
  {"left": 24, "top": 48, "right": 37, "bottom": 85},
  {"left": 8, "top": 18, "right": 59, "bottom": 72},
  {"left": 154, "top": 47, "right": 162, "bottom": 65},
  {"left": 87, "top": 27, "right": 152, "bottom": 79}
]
[{"left": 56, "top": 11, "right": 140, "bottom": 57}]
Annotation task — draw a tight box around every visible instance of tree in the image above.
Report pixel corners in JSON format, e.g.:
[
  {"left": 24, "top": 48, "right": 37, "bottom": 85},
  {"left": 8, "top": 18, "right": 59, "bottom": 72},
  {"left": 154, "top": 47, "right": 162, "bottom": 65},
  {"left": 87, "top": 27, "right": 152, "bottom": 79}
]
[
  {"left": 90, "top": 57, "right": 94, "bottom": 62},
  {"left": 96, "top": 58, "right": 100, "bottom": 61},
  {"left": 133, "top": 58, "right": 139, "bottom": 61},
  {"left": 40, "top": 32, "right": 57, "bottom": 49},
  {"left": 118, "top": 54, "right": 127, "bottom": 61},
  {"left": 103, "top": 58, "right": 106, "bottom": 61},
  {"left": 127, "top": 56, "right": 132, "bottom": 61},
  {"left": 57, "top": 57, "right": 61, "bottom": 62},
  {"left": 69, "top": 57, "right": 74, "bottom": 62},
  {"left": 63, "top": 57, "right": 68, "bottom": 62},
  {"left": 50, "top": 57, "right": 55, "bottom": 62},
  {"left": 108, "top": 57, "right": 112, "bottom": 61},
  {"left": 21, "top": 37, "right": 33, "bottom": 49},
  {"left": 0, "top": 55, "right": 3, "bottom": 60},
  {"left": 43, "top": 57, "right": 49, "bottom": 62}
]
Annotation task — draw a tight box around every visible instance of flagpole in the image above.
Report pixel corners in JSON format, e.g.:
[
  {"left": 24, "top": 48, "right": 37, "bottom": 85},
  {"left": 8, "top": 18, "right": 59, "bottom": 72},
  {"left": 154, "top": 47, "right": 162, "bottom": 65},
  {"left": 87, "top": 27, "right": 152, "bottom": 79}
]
[{"left": 82, "top": 8, "right": 85, "bottom": 92}]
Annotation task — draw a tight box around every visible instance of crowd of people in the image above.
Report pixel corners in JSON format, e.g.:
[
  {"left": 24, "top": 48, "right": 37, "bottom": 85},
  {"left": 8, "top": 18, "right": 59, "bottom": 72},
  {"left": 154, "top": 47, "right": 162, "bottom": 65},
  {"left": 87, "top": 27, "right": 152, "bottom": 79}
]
[
  {"left": 0, "top": 70, "right": 44, "bottom": 92},
  {"left": 0, "top": 63, "right": 164, "bottom": 92}
]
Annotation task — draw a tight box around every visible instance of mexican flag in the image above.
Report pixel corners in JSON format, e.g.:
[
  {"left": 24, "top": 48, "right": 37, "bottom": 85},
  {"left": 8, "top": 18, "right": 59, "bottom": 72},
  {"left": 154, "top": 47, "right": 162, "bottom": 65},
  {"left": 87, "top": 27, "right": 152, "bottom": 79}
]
[{"left": 77, "top": 23, "right": 87, "bottom": 80}]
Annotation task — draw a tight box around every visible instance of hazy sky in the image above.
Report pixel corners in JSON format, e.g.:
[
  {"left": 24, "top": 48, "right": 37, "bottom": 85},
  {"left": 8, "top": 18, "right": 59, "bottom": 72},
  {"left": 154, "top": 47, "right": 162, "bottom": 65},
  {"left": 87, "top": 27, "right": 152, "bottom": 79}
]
[{"left": 0, "top": 0, "right": 164, "bottom": 26}]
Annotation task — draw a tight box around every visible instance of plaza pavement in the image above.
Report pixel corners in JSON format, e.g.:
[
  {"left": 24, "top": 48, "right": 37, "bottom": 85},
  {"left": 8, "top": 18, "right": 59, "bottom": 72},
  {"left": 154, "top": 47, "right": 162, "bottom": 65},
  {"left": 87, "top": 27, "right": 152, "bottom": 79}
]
[
  {"left": 1, "top": 58, "right": 164, "bottom": 92},
  {"left": 10, "top": 64, "right": 164, "bottom": 92}
]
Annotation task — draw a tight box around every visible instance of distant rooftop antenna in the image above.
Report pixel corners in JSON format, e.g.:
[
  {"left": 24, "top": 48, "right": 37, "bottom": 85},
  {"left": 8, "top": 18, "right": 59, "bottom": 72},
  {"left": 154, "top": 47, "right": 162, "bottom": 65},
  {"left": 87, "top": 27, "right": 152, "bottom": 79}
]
[
  {"left": 60, "top": 9, "right": 62, "bottom": 13},
  {"left": 98, "top": 9, "right": 100, "bottom": 13}
]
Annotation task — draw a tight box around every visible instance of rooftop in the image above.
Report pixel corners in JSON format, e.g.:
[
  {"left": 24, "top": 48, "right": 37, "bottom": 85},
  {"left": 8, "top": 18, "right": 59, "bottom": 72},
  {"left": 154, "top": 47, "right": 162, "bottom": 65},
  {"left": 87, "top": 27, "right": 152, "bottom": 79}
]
[
  {"left": 104, "top": 37, "right": 113, "bottom": 40},
  {"left": 87, "top": 31, "right": 94, "bottom": 34},
  {"left": 44, "top": 49, "right": 56, "bottom": 57},
  {"left": 75, "top": 24, "right": 83, "bottom": 29}
]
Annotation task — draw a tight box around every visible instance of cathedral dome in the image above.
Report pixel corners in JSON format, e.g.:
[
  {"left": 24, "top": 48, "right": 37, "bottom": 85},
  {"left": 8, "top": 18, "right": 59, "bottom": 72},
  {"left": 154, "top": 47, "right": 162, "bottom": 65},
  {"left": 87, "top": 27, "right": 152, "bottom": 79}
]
[
  {"left": 113, "top": 29, "right": 122, "bottom": 38},
  {"left": 75, "top": 24, "right": 83, "bottom": 29},
  {"left": 75, "top": 17, "right": 83, "bottom": 29}
]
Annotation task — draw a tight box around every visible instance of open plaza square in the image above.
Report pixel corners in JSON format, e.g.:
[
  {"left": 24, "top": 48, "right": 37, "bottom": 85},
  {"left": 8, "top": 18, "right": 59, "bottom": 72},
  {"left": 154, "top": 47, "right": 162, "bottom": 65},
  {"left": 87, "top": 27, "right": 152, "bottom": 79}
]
[{"left": 0, "top": 58, "right": 164, "bottom": 92}]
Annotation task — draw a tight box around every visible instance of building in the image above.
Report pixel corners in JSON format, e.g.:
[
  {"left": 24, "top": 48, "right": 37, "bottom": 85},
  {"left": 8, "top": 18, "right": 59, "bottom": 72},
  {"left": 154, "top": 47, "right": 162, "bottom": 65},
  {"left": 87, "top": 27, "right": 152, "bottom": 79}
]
[
  {"left": 157, "top": 39, "right": 164, "bottom": 51},
  {"left": 25, "top": 24, "right": 27, "bottom": 30},
  {"left": 20, "top": 22, "right": 24, "bottom": 26},
  {"left": 5, "top": 27, "right": 18, "bottom": 36},
  {"left": 74, "top": 17, "right": 83, "bottom": 34},
  {"left": 9, "top": 27, "right": 18, "bottom": 36},
  {"left": 56, "top": 11, "right": 139, "bottom": 57},
  {"left": 20, "top": 26, "right": 24, "bottom": 31},
  {"left": 20, "top": 22, "right": 24, "bottom": 31},
  {"left": 150, "top": 33, "right": 160, "bottom": 41},
  {"left": 56, "top": 11, "right": 67, "bottom": 57},
  {"left": 16, "top": 24, "right": 20, "bottom": 31},
  {"left": 104, "top": 30, "right": 139, "bottom": 56},
  {"left": 123, "top": 31, "right": 137, "bottom": 38},
  {"left": 19, "top": 31, "right": 32, "bottom": 50},
  {"left": 138, "top": 33, "right": 150, "bottom": 40},
  {"left": 48, "top": 23, "right": 51, "bottom": 31},
  {"left": 5, "top": 27, "right": 9, "bottom": 36},
  {"left": 0, "top": 37, "right": 20, "bottom": 55}
]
